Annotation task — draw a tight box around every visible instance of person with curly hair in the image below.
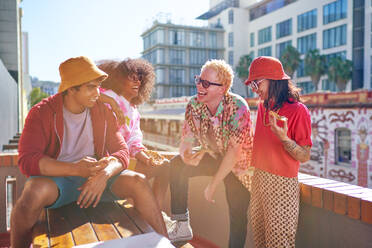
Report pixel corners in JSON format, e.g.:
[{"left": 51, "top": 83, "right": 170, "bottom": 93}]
[{"left": 97, "top": 58, "right": 170, "bottom": 211}]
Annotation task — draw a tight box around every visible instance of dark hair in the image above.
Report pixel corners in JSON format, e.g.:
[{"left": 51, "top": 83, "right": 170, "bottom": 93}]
[
  {"left": 263, "top": 79, "right": 302, "bottom": 111},
  {"left": 97, "top": 58, "right": 155, "bottom": 105},
  {"left": 62, "top": 85, "right": 81, "bottom": 96}
]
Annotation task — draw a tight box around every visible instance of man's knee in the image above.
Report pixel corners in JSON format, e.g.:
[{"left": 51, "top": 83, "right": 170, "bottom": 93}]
[{"left": 18, "top": 177, "right": 58, "bottom": 210}]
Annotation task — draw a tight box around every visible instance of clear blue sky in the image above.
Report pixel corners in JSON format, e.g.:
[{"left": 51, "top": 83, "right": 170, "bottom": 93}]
[{"left": 21, "top": 0, "right": 209, "bottom": 82}]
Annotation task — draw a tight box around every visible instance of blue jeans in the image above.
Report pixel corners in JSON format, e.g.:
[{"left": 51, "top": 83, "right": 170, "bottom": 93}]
[{"left": 170, "top": 154, "right": 250, "bottom": 248}]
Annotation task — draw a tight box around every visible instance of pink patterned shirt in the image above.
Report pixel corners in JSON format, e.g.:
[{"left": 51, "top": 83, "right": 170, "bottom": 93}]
[{"left": 100, "top": 89, "right": 145, "bottom": 157}]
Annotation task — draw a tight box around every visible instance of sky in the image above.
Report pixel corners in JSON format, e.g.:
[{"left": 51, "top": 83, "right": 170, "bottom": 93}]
[{"left": 21, "top": 0, "right": 210, "bottom": 82}]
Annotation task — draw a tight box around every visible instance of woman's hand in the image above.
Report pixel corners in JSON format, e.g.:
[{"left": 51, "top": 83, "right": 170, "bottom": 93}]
[
  {"left": 109, "top": 100, "right": 126, "bottom": 126},
  {"left": 99, "top": 94, "right": 126, "bottom": 126},
  {"left": 269, "top": 113, "right": 288, "bottom": 141}
]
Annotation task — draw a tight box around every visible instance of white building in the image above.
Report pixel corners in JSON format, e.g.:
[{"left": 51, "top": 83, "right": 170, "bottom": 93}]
[
  {"left": 141, "top": 19, "right": 225, "bottom": 99},
  {"left": 198, "top": 0, "right": 370, "bottom": 95}
]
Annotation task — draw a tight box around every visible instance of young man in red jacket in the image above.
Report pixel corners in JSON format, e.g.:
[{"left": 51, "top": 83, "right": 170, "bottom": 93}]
[{"left": 10, "top": 56, "right": 167, "bottom": 248}]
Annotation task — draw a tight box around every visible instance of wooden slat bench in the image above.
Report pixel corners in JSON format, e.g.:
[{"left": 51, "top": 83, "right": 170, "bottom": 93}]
[{"left": 32, "top": 200, "right": 155, "bottom": 247}]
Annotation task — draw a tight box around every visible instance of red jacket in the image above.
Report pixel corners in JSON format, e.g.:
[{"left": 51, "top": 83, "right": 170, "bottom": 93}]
[{"left": 18, "top": 93, "right": 129, "bottom": 177}]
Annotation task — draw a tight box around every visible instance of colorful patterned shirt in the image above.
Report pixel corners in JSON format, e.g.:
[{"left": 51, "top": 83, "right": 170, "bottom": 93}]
[
  {"left": 180, "top": 93, "right": 254, "bottom": 187},
  {"left": 100, "top": 89, "right": 145, "bottom": 157}
]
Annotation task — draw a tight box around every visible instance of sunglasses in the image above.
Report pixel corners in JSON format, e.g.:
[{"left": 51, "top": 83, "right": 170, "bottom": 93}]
[
  {"left": 249, "top": 79, "right": 265, "bottom": 91},
  {"left": 194, "top": 75, "right": 223, "bottom": 89},
  {"left": 128, "top": 73, "right": 143, "bottom": 82}
]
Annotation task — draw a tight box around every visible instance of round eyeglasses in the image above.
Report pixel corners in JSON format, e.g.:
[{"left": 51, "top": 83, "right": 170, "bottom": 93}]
[
  {"left": 194, "top": 75, "right": 223, "bottom": 89},
  {"left": 249, "top": 79, "right": 265, "bottom": 91}
]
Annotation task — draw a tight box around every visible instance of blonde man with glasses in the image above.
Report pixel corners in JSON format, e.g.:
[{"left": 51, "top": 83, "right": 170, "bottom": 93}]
[{"left": 166, "top": 59, "right": 253, "bottom": 247}]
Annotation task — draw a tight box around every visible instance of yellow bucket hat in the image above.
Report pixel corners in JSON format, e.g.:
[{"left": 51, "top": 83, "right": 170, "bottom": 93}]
[{"left": 58, "top": 56, "right": 108, "bottom": 93}]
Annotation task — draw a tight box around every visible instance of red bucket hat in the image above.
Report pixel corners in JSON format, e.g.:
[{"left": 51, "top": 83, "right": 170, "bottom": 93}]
[{"left": 244, "top": 56, "right": 290, "bottom": 85}]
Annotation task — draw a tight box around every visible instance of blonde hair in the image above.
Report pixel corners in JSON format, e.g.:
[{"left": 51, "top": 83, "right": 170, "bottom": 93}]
[{"left": 201, "top": 59, "right": 234, "bottom": 94}]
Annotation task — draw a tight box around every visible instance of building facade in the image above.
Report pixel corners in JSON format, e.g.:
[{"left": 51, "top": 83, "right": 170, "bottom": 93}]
[
  {"left": 141, "top": 20, "right": 225, "bottom": 99},
  {"left": 198, "top": 0, "right": 371, "bottom": 96}
]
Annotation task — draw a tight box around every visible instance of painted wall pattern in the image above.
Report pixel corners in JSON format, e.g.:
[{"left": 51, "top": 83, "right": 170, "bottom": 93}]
[{"left": 298, "top": 108, "right": 372, "bottom": 188}]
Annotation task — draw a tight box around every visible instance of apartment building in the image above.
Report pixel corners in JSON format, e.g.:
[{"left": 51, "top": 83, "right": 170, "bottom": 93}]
[
  {"left": 141, "top": 20, "right": 224, "bottom": 99},
  {"left": 198, "top": 0, "right": 370, "bottom": 95}
]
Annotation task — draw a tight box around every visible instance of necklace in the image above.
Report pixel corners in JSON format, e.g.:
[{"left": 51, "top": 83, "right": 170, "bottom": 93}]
[{"left": 262, "top": 108, "right": 281, "bottom": 127}]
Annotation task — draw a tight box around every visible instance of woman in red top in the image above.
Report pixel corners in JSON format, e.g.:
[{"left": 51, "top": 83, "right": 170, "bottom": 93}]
[{"left": 244, "top": 56, "right": 312, "bottom": 248}]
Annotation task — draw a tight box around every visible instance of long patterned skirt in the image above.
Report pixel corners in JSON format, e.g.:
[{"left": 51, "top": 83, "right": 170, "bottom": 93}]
[{"left": 249, "top": 169, "right": 300, "bottom": 248}]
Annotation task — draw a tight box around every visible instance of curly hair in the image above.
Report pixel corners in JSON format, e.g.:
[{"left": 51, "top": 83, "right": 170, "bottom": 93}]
[
  {"left": 201, "top": 59, "right": 234, "bottom": 94},
  {"left": 97, "top": 58, "right": 155, "bottom": 105}
]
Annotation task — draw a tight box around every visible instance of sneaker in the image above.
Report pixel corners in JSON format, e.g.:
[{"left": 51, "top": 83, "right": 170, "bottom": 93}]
[
  {"left": 162, "top": 211, "right": 176, "bottom": 230},
  {"left": 167, "top": 219, "right": 193, "bottom": 242}
]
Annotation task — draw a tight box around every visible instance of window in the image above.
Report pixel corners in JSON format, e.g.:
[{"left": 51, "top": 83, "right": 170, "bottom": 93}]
[
  {"left": 250, "top": 0, "right": 297, "bottom": 21},
  {"left": 228, "top": 51, "right": 234, "bottom": 65},
  {"left": 297, "top": 9, "right": 317, "bottom": 32},
  {"left": 250, "top": 32, "right": 255, "bottom": 47},
  {"left": 228, "top": 9, "right": 234, "bottom": 24},
  {"left": 169, "top": 49, "right": 185, "bottom": 65},
  {"left": 155, "top": 68, "right": 165, "bottom": 83},
  {"left": 189, "top": 49, "right": 207, "bottom": 65},
  {"left": 228, "top": 32, "right": 234, "bottom": 47},
  {"left": 143, "top": 36, "right": 150, "bottom": 50},
  {"left": 169, "top": 30, "right": 185, "bottom": 46},
  {"left": 297, "top": 81, "right": 314, "bottom": 94},
  {"left": 323, "top": 24, "right": 347, "bottom": 49},
  {"left": 325, "top": 51, "right": 346, "bottom": 63},
  {"left": 335, "top": 128, "right": 351, "bottom": 164},
  {"left": 209, "top": 32, "right": 217, "bottom": 48},
  {"left": 321, "top": 79, "right": 337, "bottom": 91},
  {"left": 170, "top": 68, "right": 185, "bottom": 84},
  {"left": 276, "top": 40, "right": 292, "bottom": 58},
  {"left": 296, "top": 60, "right": 307, "bottom": 78},
  {"left": 144, "top": 29, "right": 165, "bottom": 50},
  {"left": 157, "top": 49, "right": 165, "bottom": 64},
  {"left": 258, "top": 26, "right": 272, "bottom": 45},
  {"left": 172, "top": 85, "right": 186, "bottom": 97},
  {"left": 323, "top": 0, "right": 347, "bottom": 25},
  {"left": 297, "top": 33, "right": 316, "bottom": 54},
  {"left": 209, "top": 50, "right": 218, "bottom": 60},
  {"left": 143, "top": 50, "right": 157, "bottom": 64},
  {"left": 258, "top": 46, "right": 272, "bottom": 56},
  {"left": 190, "top": 31, "right": 206, "bottom": 47},
  {"left": 276, "top": 18, "right": 292, "bottom": 39}
]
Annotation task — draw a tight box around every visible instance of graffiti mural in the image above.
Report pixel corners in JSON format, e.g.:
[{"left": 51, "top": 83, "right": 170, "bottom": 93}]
[{"left": 299, "top": 107, "right": 371, "bottom": 188}]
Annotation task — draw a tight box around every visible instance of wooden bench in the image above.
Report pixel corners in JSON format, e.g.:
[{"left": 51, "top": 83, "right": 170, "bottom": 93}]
[{"left": 32, "top": 200, "right": 155, "bottom": 247}]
